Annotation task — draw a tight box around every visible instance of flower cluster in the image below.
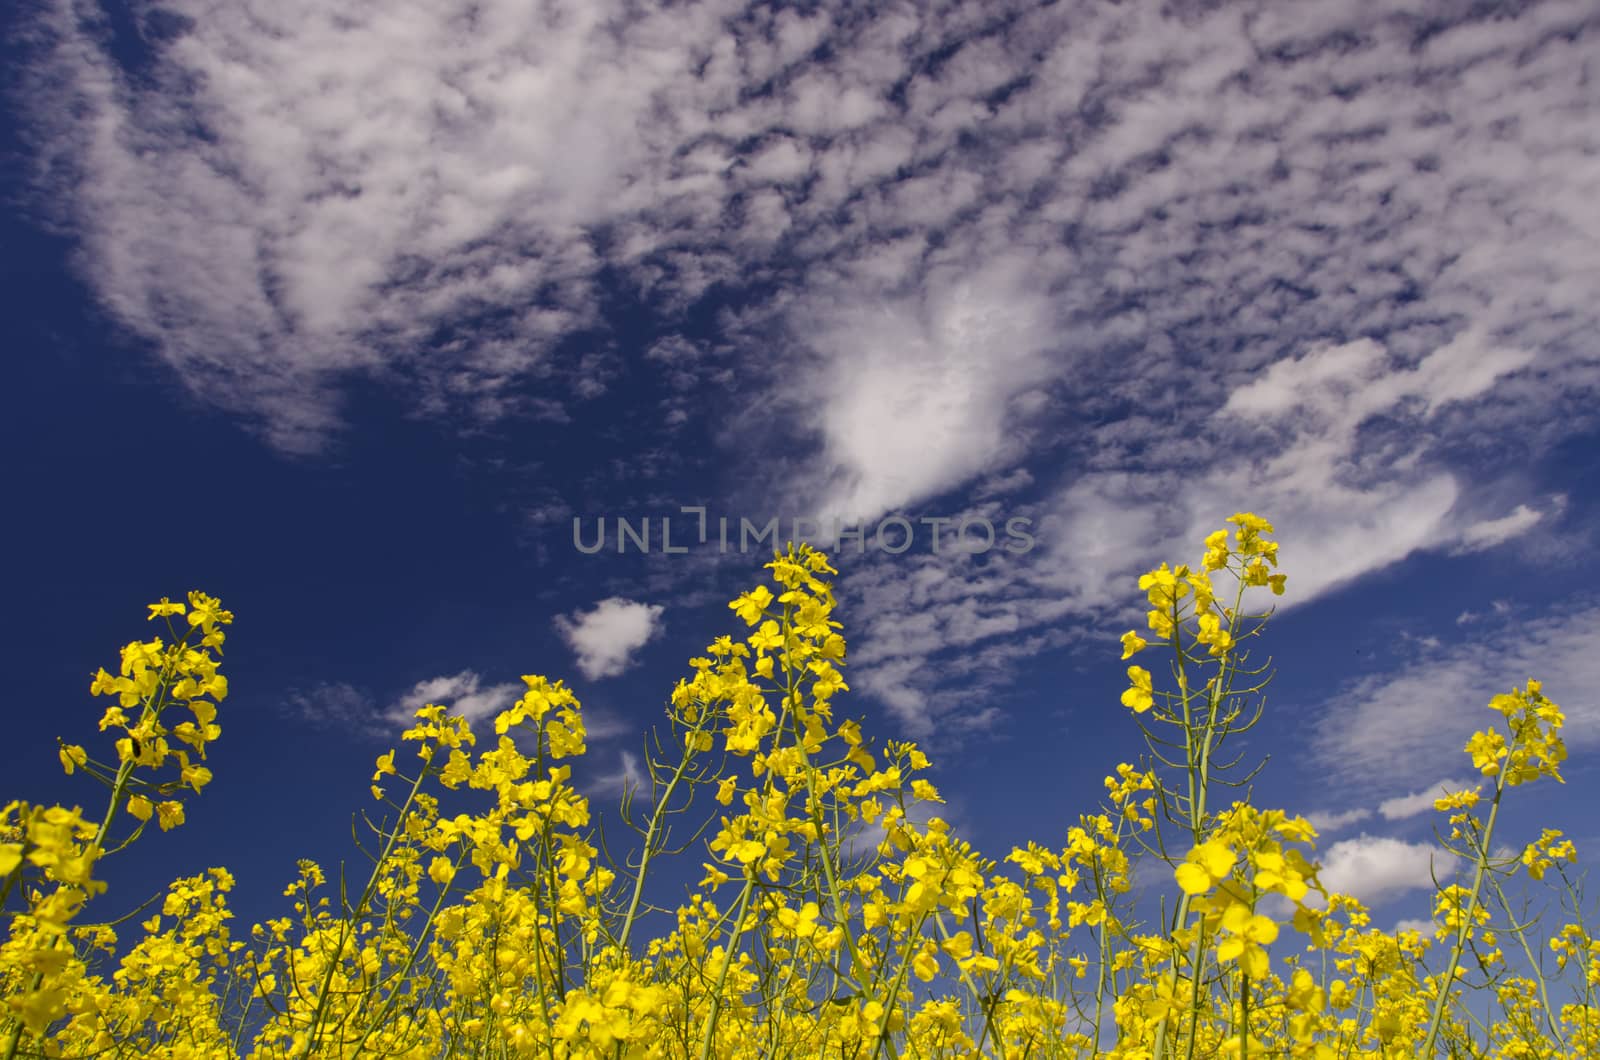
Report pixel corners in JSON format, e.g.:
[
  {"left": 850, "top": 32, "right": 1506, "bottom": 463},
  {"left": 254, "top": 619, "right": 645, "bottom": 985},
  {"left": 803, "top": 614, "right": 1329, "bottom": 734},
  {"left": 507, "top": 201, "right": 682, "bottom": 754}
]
[{"left": 2, "top": 523, "right": 1595, "bottom": 1059}]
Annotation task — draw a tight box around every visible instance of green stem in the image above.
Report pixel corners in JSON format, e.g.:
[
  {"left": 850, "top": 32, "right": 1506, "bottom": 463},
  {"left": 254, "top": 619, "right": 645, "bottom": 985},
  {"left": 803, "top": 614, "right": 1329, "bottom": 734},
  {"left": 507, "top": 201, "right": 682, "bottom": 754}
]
[
  {"left": 1152, "top": 573, "right": 1246, "bottom": 1060},
  {"left": 869, "top": 911, "right": 930, "bottom": 1059},
  {"left": 1421, "top": 756, "right": 1509, "bottom": 1056},
  {"left": 348, "top": 849, "right": 467, "bottom": 1055},
  {"left": 1483, "top": 871, "right": 1566, "bottom": 1051},
  {"left": 293, "top": 756, "right": 431, "bottom": 1059},
  {"left": 697, "top": 871, "right": 757, "bottom": 1060},
  {"left": 617, "top": 729, "right": 700, "bottom": 954}
]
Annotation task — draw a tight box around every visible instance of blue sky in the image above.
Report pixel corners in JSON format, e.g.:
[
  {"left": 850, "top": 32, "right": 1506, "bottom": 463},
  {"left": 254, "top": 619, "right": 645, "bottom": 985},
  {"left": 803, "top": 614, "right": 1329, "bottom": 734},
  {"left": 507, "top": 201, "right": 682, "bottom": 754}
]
[{"left": 4, "top": 0, "right": 1600, "bottom": 950}]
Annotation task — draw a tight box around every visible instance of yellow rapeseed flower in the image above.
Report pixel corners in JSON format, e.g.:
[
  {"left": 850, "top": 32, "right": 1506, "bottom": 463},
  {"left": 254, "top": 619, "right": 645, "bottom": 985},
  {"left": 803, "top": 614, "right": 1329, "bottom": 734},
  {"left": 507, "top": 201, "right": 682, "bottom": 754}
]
[{"left": 1121, "top": 666, "right": 1154, "bottom": 713}]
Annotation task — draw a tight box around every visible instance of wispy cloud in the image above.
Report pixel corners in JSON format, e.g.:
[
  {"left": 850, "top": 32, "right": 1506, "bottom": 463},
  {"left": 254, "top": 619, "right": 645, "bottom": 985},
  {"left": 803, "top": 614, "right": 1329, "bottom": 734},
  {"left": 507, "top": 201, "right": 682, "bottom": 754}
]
[
  {"left": 1376, "top": 779, "right": 1481, "bottom": 822},
  {"left": 1311, "top": 602, "right": 1600, "bottom": 787},
  {"left": 283, "top": 681, "right": 381, "bottom": 732},
  {"left": 583, "top": 749, "right": 647, "bottom": 801},
  {"left": 1450, "top": 502, "right": 1552, "bottom": 556},
  {"left": 1304, "top": 807, "right": 1374, "bottom": 836},
  {"left": 283, "top": 671, "right": 521, "bottom": 736},
  {"left": 285, "top": 670, "right": 644, "bottom": 752},
  {"left": 1305, "top": 776, "right": 1482, "bottom": 837},
  {"left": 385, "top": 670, "right": 523, "bottom": 729}
]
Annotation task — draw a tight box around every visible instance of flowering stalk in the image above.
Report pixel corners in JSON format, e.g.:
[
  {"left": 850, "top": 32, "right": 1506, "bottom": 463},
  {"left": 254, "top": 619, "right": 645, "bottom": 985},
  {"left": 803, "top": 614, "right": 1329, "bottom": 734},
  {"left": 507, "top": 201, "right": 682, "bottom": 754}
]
[{"left": 8, "top": 527, "right": 1599, "bottom": 1058}]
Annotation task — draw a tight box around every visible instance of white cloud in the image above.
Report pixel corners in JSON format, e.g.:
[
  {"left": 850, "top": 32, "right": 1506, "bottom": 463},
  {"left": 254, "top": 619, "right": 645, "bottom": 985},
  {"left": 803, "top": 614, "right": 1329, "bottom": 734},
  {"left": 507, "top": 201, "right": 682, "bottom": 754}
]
[
  {"left": 1312, "top": 602, "right": 1600, "bottom": 785},
  {"left": 283, "top": 681, "right": 378, "bottom": 730},
  {"left": 743, "top": 136, "right": 812, "bottom": 185},
  {"left": 1195, "top": 331, "right": 1538, "bottom": 605},
  {"left": 793, "top": 254, "right": 1064, "bottom": 529},
  {"left": 1315, "top": 834, "right": 1456, "bottom": 909},
  {"left": 1222, "top": 330, "right": 1536, "bottom": 428},
  {"left": 1304, "top": 776, "right": 1480, "bottom": 842},
  {"left": 584, "top": 750, "right": 647, "bottom": 801},
  {"left": 577, "top": 705, "right": 636, "bottom": 744},
  {"left": 1305, "top": 807, "right": 1373, "bottom": 835},
  {"left": 554, "top": 597, "right": 665, "bottom": 681},
  {"left": 16, "top": 0, "right": 765, "bottom": 447},
  {"left": 1450, "top": 504, "right": 1546, "bottom": 555},
  {"left": 385, "top": 670, "right": 522, "bottom": 728},
  {"left": 780, "top": 314, "right": 1551, "bottom": 737},
  {"left": 973, "top": 468, "right": 1035, "bottom": 500},
  {"left": 1377, "top": 779, "right": 1481, "bottom": 821}
]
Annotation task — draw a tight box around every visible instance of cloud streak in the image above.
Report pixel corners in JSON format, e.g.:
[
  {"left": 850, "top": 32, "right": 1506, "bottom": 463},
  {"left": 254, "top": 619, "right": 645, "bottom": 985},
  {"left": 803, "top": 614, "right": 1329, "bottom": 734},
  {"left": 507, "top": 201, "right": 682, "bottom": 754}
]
[{"left": 1310, "top": 601, "right": 1600, "bottom": 787}]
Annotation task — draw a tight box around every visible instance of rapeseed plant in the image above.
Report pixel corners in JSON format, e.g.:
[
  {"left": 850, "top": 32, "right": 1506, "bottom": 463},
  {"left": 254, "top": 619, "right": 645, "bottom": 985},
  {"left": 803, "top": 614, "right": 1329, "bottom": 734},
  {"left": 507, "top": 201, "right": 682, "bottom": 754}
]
[{"left": 1, "top": 520, "right": 1594, "bottom": 1057}]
